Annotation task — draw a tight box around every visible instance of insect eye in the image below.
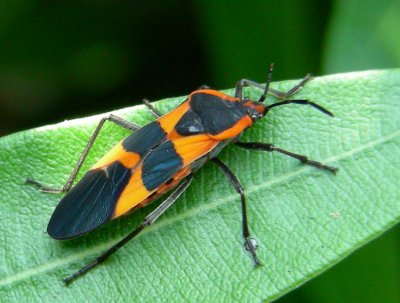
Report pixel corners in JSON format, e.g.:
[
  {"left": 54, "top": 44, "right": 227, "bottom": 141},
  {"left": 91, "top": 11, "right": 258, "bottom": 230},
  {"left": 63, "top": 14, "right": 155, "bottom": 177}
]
[{"left": 247, "top": 109, "right": 261, "bottom": 121}]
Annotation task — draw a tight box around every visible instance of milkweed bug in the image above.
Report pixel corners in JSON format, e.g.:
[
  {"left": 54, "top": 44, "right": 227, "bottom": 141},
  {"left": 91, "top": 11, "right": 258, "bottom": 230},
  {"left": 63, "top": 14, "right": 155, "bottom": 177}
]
[{"left": 27, "top": 64, "right": 337, "bottom": 285}]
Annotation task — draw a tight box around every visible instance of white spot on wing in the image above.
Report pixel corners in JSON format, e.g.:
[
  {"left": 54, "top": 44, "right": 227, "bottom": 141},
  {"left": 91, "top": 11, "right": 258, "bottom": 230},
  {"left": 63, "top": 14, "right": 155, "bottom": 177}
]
[{"left": 101, "top": 167, "right": 109, "bottom": 178}]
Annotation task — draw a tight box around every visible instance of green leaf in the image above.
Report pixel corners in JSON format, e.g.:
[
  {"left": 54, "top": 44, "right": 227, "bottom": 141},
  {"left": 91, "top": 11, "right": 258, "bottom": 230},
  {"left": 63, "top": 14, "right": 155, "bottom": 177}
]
[
  {"left": 0, "top": 69, "right": 399, "bottom": 302},
  {"left": 285, "top": 1, "right": 400, "bottom": 303}
]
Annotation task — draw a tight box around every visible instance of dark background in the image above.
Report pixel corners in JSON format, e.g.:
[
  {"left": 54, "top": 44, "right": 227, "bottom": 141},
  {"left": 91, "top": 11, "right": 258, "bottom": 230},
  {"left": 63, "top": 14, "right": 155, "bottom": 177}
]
[
  {"left": 1, "top": 1, "right": 399, "bottom": 302},
  {"left": 0, "top": 1, "right": 332, "bottom": 135}
]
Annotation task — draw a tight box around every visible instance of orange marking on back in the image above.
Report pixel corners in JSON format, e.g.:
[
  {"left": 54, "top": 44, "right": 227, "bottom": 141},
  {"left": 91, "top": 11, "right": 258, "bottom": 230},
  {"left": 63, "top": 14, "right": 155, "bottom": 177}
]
[
  {"left": 172, "top": 134, "right": 219, "bottom": 166},
  {"left": 167, "top": 128, "right": 181, "bottom": 140},
  {"left": 91, "top": 142, "right": 140, "bottom": 170},
  {"left": 133, "top": 166, "right": 192, "bottom": 211},
  {"left": 158, "top": 101, "right": 190, "bottom": 134},
  {"left": 113, "top": 163, "right": 151, "bottom": 218},
  {"left": 113, "top": 165, "right": 193, "bottom": 218}
]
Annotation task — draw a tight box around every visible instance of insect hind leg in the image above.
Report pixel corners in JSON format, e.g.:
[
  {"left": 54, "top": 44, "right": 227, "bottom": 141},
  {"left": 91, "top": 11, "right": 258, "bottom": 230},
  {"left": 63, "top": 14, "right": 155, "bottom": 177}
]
[
  {"left": 26, "top": 114, "right": 140, "bottom": 193},
  {"left": 212, "top": 158, "right": 262, "bottom": 267}
]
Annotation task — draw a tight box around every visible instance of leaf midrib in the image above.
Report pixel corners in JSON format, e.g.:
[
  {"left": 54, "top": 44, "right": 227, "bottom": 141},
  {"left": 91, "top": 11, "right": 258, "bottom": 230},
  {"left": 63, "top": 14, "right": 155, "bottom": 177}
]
[{"left": 1, "top": 128, "right": 398, "bottom": 287}]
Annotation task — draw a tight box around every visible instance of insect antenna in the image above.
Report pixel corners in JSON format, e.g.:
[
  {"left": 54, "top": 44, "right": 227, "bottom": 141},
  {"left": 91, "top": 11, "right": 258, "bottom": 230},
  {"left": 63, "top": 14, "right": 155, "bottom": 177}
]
[{"left": 267, "top": 99, "right": 334, "bottom": 117}]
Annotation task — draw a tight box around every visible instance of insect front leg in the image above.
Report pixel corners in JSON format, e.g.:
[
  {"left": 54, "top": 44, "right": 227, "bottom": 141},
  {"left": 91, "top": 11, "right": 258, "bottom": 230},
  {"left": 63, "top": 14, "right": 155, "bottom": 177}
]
[
  {"left": 211, "top": 158, "right": 261, "bottom": 267},
  {"left": 267, "top": 74, "right": 313, "bottom": 100},
  {"left": 236, "top": 142, "right": 338, "bottom": 173},
  {"left": 235, "top": 66, "right": 313, "bottom": 100},
  {"left": 63, "top": 175, "right": 193, "bottom": 285},
  {"left": 26, "top": 114, "right": 140, "bottom": 193}
]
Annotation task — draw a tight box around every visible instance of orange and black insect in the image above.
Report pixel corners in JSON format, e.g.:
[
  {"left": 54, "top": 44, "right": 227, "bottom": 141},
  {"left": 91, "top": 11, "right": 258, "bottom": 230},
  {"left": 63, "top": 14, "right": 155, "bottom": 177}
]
[{"left": 27, "top": 64, "right": 337, "bottom": 284}]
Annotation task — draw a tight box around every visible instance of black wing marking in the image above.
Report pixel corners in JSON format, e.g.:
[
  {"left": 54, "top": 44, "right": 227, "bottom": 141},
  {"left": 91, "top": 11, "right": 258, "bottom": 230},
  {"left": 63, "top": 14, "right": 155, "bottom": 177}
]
[
  {"left": 141, "top": 140, "right": 184, "bottom": 191},
  {"left": 47, "top": 161, "right": 132, "bottom": 239}
]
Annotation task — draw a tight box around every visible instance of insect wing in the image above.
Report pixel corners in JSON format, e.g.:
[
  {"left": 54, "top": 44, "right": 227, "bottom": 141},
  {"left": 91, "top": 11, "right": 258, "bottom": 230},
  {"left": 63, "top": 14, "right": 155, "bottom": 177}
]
[
  {"left": 46, "top": 100, "right": 202, "bottom": 239},
  {"left": 47, "top": 162, "right": 132, "bottom": 239}
]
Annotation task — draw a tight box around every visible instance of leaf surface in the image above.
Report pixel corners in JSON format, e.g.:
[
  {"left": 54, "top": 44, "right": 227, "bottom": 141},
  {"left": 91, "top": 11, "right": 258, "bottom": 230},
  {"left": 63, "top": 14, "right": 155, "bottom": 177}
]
[{"left": 0, "top": 69, "right": 399, "bottom": 302}]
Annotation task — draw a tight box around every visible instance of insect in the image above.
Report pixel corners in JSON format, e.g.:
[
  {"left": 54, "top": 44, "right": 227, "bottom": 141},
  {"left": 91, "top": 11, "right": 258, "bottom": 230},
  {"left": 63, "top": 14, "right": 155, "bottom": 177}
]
[{"left": 27, "top": 64, "right": 337, "bottom": 285}]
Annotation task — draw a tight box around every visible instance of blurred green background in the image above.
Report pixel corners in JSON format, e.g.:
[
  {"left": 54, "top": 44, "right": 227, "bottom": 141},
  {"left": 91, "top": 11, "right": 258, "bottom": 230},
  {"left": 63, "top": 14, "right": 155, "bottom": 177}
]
[{"left": 0, "top": 1, "right": 399, "bottom": 302}]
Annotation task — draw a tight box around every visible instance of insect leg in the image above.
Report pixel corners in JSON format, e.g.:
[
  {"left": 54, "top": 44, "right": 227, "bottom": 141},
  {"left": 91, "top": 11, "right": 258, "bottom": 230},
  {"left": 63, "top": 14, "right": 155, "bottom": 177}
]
[
  {"left": 63, "top": 175, "right": 193, "bottom": 285},
  {"left": 236, "top": 142, "right": 338, "bottom": 173},
  {"left": 211, "top": 158, "right": 261, "bottom": 267},
  {"left": 26, "top": 114, "right": 140, "bottom": 193},
  {"left": 267, "top": 74, "right": 313, "bottom": 99},
  {"left": 235, "top": 68, "right": 313, "bottom": 100},
  {"left": 143, "top": 98, "right": 162, "bottom": 118},
  {"left": 236, "top": 78, "right": 264, "bottom": 99}
]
